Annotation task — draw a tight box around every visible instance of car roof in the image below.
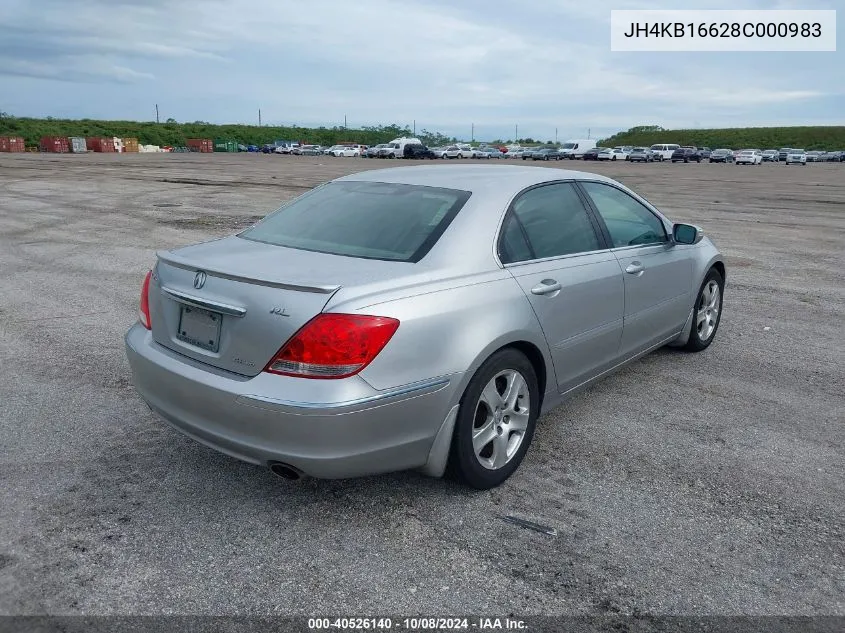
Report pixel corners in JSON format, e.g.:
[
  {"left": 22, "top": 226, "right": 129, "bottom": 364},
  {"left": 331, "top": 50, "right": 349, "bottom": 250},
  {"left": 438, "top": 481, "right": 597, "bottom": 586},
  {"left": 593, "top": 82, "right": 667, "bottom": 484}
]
[
  {"left": 335, "top": 164, "right": 617, "bottom": 194},
  {"left": 335, "top": 165, "right": 662, "bottom": 270}
]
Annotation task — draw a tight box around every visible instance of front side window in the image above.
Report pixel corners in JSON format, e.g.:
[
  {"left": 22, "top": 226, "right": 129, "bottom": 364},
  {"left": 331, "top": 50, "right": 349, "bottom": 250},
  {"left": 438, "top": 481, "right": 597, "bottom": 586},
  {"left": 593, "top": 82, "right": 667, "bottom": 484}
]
[
  {"left": 240, "top": 181, "right": 470, "bottom": 262},
  {"left": 580, "top": 182, "right": 667, "bottom": 248},
  {"left": 499, "top": 183, "right": 601, "bottom": 263}
]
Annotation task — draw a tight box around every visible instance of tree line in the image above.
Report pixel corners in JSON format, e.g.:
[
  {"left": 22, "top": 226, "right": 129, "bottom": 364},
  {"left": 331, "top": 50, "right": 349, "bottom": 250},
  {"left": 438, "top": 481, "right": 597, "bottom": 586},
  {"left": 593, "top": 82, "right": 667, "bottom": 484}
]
[
  {"left": 2, "top": 115, "right": 843, "bottom": 151},
  {"left": 598, "top": 125, "right": 845, "bottom": 150},
  {"left": 0, "top": 114, "right": 459, "bottom": 149}
]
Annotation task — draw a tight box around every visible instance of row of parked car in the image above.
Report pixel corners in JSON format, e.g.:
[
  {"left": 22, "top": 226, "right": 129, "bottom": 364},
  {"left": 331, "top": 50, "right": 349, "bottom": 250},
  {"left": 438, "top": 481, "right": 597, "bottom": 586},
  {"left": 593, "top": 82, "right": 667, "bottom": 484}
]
[
  {"left": 257, "top": 139, "right": 845, "bottom": 165},
  {"left": 580, "top": 144, "right": 845, "bottom": 165},
  {"left": 257, "top": 138, "right": 510, "bottom": 159}
]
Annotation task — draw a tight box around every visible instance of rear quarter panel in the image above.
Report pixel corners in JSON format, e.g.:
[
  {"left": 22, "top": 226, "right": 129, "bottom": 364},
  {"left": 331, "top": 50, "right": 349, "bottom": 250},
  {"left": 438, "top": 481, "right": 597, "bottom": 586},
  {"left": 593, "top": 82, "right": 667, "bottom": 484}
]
[{"left": 326, "top": 271, "right": 554, "bottom": 398}]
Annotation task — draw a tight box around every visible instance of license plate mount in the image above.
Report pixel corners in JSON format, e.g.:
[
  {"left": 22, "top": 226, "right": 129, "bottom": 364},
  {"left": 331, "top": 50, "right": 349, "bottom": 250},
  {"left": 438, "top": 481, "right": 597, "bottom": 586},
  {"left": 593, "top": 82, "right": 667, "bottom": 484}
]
[{"left": 176, "top": 305, "right": 222, "bottom": 352}]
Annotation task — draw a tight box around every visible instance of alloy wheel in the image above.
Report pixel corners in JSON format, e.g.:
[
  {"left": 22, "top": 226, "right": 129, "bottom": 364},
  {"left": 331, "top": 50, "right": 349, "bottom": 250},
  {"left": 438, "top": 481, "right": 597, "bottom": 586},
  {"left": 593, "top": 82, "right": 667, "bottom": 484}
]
[
  {"left": 696, "top": 280, "right": 721, "bottom": 341},
  {"left": 472, "top": 370, "right": 531, "bottom": 470}
]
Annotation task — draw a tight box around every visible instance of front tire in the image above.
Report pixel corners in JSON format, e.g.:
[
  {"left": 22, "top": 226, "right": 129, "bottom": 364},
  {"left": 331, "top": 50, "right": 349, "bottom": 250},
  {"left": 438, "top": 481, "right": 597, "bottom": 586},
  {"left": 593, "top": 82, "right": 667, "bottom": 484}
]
[
  {"left": 684, "top": 268, "right": 724, "bottom": 352},
  {"left": 449, "top": 349, "right": 540, "bottom": 490}
]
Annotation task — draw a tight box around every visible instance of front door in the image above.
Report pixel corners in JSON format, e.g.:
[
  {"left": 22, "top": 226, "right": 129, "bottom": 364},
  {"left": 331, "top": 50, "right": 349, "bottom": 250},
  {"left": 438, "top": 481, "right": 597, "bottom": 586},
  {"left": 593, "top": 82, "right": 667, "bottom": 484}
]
[{"left": 578, "top": 181, "right": 695, "bottom": 357}]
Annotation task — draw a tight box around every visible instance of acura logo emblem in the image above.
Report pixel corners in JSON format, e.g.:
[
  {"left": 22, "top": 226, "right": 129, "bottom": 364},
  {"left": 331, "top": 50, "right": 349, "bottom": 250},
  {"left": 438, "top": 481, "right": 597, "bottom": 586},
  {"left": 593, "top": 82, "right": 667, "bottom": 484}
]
[{"left": 193, "top": 271, "right": 207, "bottom": 289}]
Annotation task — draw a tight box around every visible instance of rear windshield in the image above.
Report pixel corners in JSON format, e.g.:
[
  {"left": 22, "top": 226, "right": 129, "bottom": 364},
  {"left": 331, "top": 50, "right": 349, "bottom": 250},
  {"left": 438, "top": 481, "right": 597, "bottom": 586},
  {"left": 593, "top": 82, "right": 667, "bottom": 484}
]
[{"left": 239, "top": 181, "right": 471, "bottom": 262}]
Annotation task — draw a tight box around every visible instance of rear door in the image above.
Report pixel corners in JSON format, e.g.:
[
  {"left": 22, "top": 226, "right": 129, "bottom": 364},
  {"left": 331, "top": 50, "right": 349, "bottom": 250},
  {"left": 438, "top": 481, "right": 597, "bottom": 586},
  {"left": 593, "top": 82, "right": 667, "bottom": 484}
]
[
  {"left": 577, "top": 181, "right": 694, "bottom": 358},
  {"left": 500, "top": 182, "right": 624, "bottom": 393}
]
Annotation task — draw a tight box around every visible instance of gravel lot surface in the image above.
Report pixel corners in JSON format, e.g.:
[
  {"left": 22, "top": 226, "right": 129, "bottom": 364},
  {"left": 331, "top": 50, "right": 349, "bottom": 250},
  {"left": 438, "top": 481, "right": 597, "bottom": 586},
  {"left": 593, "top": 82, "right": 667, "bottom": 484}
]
[{"left": 1, "top": 153, "right": 843, "bottom": 617}]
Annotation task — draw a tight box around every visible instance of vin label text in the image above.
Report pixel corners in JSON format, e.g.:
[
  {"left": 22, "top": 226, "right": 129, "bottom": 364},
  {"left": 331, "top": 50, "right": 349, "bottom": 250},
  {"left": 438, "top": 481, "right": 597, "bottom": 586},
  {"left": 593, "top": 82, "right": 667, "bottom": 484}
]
[{"left": 610, "top": 10, "right": 836, "bottom": 51}]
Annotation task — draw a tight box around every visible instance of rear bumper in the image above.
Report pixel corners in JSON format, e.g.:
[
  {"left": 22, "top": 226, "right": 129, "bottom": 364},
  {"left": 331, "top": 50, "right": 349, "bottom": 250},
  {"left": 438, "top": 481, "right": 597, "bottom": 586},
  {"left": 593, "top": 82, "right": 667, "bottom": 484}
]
[{"left": 125, "top": 324, "right": 458, "bottom": 478}]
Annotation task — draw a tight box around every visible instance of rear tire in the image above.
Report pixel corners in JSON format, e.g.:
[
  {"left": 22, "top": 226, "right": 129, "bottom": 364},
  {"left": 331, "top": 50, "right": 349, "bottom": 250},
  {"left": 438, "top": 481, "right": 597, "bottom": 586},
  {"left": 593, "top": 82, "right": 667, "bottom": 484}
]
[
  {"left": 449, "top": 349, "right": 540, "bottom": 490},
  {"left": 684, "top": 268, "right": 724, "bottom": 352}
]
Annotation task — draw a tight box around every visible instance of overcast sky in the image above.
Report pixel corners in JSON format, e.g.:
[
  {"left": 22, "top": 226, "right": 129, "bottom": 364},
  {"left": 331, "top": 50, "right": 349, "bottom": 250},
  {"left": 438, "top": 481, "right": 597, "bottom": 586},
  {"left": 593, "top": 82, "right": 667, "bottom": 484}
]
[{"left": 1, "top": 0, "right": 841, "bottom": 141}]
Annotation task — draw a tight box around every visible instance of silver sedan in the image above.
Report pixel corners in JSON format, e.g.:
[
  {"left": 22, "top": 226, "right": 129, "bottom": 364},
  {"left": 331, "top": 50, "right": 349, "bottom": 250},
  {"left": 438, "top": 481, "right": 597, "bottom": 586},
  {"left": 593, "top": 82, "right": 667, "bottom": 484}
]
[{"left": 125, "top": 165, "right": 725, "bottom": 489}]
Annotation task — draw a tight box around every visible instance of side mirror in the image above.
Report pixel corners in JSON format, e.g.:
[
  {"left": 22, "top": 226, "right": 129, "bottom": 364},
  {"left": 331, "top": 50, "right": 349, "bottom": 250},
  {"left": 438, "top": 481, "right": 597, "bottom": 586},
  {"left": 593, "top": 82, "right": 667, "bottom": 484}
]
[{"left": 673, "top": 223, "right": 700, "bottom": 245}]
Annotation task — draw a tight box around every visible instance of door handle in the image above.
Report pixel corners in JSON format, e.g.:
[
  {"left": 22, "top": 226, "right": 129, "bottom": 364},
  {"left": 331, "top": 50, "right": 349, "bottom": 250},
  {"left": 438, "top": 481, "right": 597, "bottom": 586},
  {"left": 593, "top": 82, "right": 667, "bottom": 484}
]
[
  {"left": 530, "top": 279, "right": 562, "bottom": 295},
  {"left": 625, "top": 262, "right": 645, "bottom": 275}
]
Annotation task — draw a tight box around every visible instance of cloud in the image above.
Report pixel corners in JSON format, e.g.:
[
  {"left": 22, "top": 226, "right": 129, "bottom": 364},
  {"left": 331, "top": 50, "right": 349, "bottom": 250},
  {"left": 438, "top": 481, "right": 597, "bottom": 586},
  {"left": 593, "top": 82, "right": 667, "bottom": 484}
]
[{"left": 0, "top": 0, "right": 841, "bottom": 139}]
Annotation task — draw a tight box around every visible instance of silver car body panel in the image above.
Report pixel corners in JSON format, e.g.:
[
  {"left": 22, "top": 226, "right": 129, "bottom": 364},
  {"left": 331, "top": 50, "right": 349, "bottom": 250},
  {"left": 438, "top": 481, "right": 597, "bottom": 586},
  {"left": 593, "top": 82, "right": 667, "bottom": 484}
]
[
  {"left": 126, "top": 165, "right": 724, "bottom": 479},
  {"left": 506, "top": 250, "right": 623, "bottom": 393}
]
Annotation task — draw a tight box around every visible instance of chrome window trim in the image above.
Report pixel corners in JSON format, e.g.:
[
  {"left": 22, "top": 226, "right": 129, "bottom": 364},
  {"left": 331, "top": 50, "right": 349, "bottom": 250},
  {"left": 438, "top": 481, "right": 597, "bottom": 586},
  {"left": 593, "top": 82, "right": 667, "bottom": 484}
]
[{"left": 502, "top": 247, "right": 613, "bottom": 269}]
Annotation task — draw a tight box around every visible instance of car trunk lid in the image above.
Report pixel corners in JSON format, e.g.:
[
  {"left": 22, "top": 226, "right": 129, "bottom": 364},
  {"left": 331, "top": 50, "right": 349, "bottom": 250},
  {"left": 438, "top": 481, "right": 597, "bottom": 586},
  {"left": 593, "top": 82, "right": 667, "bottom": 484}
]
[{"left": 148, "top": 235, "right": 411, "bottom": 376}]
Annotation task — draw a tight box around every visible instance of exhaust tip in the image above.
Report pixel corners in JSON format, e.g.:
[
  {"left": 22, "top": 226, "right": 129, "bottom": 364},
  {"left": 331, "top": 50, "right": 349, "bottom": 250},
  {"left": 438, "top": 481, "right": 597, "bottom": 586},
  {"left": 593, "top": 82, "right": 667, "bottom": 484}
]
[{"left": 269, "top": 462, "right": 302, "bottom": 481}]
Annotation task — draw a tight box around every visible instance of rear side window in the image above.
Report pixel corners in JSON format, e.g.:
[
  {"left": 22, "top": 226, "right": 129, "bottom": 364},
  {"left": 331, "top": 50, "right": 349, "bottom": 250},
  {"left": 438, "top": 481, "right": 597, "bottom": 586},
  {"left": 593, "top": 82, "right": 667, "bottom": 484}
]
[
  {"left": 580, "top": 182, "right": 667, "bottom": 248},
  {"left": 499, "top": 183, "right": 601, "bottom": 263},
  {"left": 240, "top": 181, "right": 470, "bottom": 262}
]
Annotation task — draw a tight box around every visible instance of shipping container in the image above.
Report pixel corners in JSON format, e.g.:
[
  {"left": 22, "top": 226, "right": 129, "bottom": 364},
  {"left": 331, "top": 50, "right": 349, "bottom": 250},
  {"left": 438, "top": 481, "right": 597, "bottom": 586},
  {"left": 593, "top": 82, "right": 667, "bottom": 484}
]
[
  {"left": 123, "top": 137, "right": 139, "bottom": 153},
  {"left": 40, "top": 136, "right": 70, "bottom": 153},
  {"left": 113, "top": 137, "right": 124, "bottom": 153},
  {"left": 68, "top": 137, "right": 87, "bottom": 153},
  {"left": 0, "top": 136, "right": 26, "bottom": 152},
  {"left": 213, "top": 139, "right": 238, "bottom": 152},
  {"left": 186, "top": 138, "right": 214, "bottom": 153},
  {"left": 86, "top": 137, "right": 115, "bottom": 153}
]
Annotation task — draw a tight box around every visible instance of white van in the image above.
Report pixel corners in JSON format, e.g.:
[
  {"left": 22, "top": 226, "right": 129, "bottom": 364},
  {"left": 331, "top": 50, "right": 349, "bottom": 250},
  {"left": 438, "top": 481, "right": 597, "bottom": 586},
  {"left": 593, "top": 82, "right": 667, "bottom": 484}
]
[
  {"left": 558, "top": 139, "right": 596, "bottom": 159},
  {"left": 379, "top": 137, "right": 422, "bottom": 158},
  {"left": 649, "top": 143, "right": 680, "bottom": 162}
]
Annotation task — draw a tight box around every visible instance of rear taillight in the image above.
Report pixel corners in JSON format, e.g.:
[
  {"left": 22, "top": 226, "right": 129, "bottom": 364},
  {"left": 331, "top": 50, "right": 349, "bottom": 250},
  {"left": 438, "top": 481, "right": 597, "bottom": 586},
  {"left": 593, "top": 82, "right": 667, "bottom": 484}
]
[
  {"left": 264, "top": 313, "right": 400, "bottom": 379},
  {"left": 139, "top": 270, "right": 152, "bottom": 330}
]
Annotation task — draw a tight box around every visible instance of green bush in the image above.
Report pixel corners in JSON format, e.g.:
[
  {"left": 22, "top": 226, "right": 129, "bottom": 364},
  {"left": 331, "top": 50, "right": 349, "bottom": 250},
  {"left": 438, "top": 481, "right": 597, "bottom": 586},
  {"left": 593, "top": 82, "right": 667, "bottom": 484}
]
[
  {"left": 5, "top": 116, "right": 842, "bottom": 152},
  {"left": 0, "top": 115, "right": 456, "bottom": 149},
  {"left": 598, "top": 125, "right": 845, "bottom": 151}
]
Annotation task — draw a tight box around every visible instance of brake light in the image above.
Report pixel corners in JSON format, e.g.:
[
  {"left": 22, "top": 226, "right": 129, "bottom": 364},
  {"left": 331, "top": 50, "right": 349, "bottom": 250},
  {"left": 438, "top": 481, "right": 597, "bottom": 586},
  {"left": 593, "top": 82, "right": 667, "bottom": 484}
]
[
  {"left": 139, "top": 270, "right": 152, "bottom": 330},
  {"left": 265, "top": 313, "right": 400, "bottom": 379}
]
